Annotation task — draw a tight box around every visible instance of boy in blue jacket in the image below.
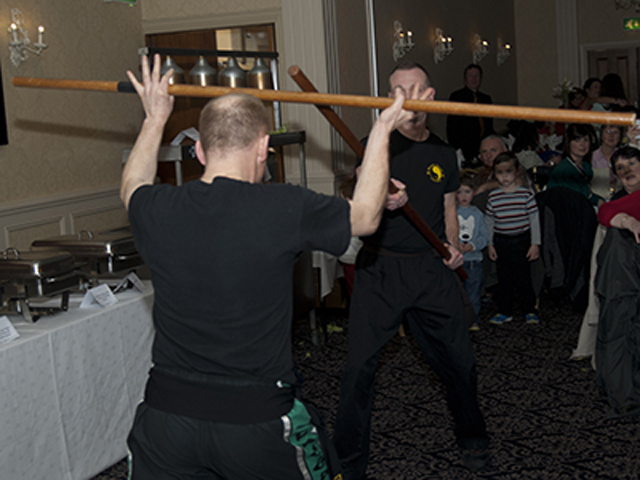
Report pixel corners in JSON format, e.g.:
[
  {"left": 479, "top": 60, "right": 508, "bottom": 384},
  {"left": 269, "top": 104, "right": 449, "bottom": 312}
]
[{"left": 457, "top": 170, "right": 489, "bottom": 330}]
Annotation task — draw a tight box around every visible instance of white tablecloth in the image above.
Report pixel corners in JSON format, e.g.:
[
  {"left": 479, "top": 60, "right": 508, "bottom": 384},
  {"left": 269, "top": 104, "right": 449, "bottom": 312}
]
[
  {"left": 0, "top": 285, "right": 154, "bottom": 480},
  {"left": 571, "top": 225, "right": 607, "bottom": 367},
  {"left": 312, "top": 251, "right": 343, "bottom": 299}
]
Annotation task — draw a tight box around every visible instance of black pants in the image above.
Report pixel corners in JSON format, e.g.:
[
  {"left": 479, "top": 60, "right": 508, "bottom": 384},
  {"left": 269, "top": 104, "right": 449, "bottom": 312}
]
[
  {"left": 127, "top": 400, "right": 330, "bottom": 480},
  {"left": 493, "top": 231, "right": 536, "bottom": 316},
  {"left": 333, "top": 249, "right": 488, "bottom": 479}
]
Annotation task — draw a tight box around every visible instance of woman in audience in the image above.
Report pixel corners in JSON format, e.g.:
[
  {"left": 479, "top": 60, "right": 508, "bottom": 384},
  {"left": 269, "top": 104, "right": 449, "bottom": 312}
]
[
  {"left": 594, "top": 146, "right": 640, "bottom": 418},
  {"left": 592, "top": 73, "right": 629, "bottom": 112},
  {"left": 591, "top": 125, "right": 622, "bottom": 197},
  {"left": 579, "top": 78, "right": 601, "bottom": 111},
  {"left": 546, "top": 123, "right": 604, "bottom": 206}
]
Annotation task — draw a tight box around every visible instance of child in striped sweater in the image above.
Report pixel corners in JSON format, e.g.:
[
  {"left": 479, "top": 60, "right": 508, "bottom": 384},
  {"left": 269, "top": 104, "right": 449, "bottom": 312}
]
[{"left": 485, "top": 152, "right": 541, "bottom": 325}]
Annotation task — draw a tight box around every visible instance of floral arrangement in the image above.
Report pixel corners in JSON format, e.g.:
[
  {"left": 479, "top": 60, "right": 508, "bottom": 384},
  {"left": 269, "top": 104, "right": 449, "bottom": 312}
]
[{"left": 552, "top": 78, "right": 576, "bottom": 108}]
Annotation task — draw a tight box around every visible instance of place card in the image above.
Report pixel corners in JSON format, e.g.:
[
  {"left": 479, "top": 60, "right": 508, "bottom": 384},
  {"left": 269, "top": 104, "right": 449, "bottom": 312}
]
[
  {"left": 0, "top": 315, "right": 19, "bottom": 345},
  {"left": 80, "top": 283, "right": 119, "bottom": 309},
  {"left": 112, "top": 272, "right": 146, "bottom": 294}
]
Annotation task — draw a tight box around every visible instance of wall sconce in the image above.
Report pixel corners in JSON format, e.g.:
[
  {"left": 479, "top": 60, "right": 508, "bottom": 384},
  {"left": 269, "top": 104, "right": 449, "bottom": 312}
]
[
  {"left": 433, "top": 28, "right": 453, "bottom": 64},
  {"left": 7, "top": 8, "right": 47, "bottom": 67},
  {"left": 497, "top": 38, "right": 512, "bottom": 66},
  {"left": 392, "top": 21, "right": 414, "bottom": 62},
  {"left": 472, "top": 34, "right": 489, "bottom": 64}
]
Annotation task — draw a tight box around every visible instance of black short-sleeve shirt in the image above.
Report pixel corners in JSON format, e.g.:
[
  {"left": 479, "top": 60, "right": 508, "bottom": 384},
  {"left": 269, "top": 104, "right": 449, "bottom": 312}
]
[
  {"left": 359, "top": 130, "right": 460, "bottom": 252},
  {"left": 129, "top": 178, "right": 350, "bottom": 383}
]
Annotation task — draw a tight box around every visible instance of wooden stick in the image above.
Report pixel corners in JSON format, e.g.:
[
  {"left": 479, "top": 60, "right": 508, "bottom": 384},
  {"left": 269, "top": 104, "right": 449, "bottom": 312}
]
[
  {"left": 12, "top": 75, "right": 636, "bottom": 126},
  {"left": 288, "top": 66, "right": 468, "bottom": 281}
]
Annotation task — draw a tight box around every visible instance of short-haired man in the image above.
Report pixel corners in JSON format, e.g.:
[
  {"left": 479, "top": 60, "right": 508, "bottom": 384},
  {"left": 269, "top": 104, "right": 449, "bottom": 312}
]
[
  {"left": 333, "top": 61, "right": 489, "bottom": 479},
  {"left": 447, "top": 64, "right": 495, "bottom": 167},
  {"left": 122, "top": 54, "right": 411, "bottom": 480}
]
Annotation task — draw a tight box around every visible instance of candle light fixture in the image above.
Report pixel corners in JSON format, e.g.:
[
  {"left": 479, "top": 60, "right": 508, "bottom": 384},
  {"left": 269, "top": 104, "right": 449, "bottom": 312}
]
[
  {"left": 472, "top": 34, "right": 489, "bottom": 64},
  {"left": 392, "top": 21, "right": 414, "bottom": 62},
  {"left": 7, "top": 8, "right": 47, "bottom": 67},
  {"left": 433, "top": 28, "right": 454, "bottom": 64},
  {"left": 496, "top": 38, "right": 512, "bottom": 66}
]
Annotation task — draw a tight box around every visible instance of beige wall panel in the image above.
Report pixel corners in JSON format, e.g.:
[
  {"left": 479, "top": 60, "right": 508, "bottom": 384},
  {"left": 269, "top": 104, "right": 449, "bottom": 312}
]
[
  {"left": 7, "top": 219, "right": 62, "bottom": 252},
  {"left": 73, "top": 207, "right": 129, "bottom": 234},
  {"left": 141, "top": 0, "right": 281, "bottom": 21},
  {"left": 372, "top": 0, "right": 517, "bottom": 140},
  {"left": 0, "top": 0, "right": 144, "bottom": 205},
  {"left": 514, "top": 0, "right": 558, "bottom": 108},
  {"left": 578, "top": 1, "right": 640, "bottom": 45}
]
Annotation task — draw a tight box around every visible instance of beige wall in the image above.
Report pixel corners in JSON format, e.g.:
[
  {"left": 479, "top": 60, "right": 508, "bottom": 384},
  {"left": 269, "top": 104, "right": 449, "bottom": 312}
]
[
  {"left": 514, "top": 0, "right": 557, "bottom": 108},
  {"left": 0, "top": 0, "right": 144, "bottom": 206},
  {"left": 578, "top": 1, "right": 640, "bottom": 45},
  {"left": 369, "top": 0, "right": 517, "bottom": 139},
  {"left": 140, "top": 0, "right": 280, "bottom": 21}
]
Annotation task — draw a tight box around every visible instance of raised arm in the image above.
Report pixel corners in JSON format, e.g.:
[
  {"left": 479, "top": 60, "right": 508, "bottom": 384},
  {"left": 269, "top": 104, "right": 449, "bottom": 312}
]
[
  {"left": 120, "top": 54, "right": 175, "bottom": 210},
  {"left": 349, "top": 90, "right": 412, "bottom": 236}
]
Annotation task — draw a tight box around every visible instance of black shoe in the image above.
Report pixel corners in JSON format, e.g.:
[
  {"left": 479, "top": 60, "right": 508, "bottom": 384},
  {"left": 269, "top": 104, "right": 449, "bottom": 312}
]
[{"left": 460, "top": 447, "right": 489, "bottom": 471}]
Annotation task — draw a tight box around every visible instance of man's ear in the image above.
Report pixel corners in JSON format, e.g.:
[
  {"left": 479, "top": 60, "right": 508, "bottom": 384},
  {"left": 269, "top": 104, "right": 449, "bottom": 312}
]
[
  {"left": 257, "top": 134, "right": 270, "bottom": 164},
  {"left": 195, "top": 140, "right": 206, "bottom": 166},
  {"left": 426, "top": 87, "right": 436, "bottom": 101}
]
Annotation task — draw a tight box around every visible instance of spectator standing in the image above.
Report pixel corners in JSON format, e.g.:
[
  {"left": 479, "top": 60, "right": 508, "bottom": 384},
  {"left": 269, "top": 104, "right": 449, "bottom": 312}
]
[
  {"left": 457, "top": 170, "right": 489, "bottom": 331},
  {"left": 485, "top": 152, "right": 541, "bottom": 325},
  {"left": 447, "top": 64, "right": 494, "bottom": 167}
]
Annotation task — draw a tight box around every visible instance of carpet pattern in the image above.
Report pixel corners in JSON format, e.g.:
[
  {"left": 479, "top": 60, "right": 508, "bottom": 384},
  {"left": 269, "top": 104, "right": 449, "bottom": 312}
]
[{"left": 94, "top": 294, "right": 639, "bottom": 479}]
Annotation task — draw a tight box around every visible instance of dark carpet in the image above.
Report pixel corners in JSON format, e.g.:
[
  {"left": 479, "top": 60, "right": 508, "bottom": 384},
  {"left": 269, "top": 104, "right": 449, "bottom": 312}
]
[{"left": 94, "top": 293, "right": 639, "bottom": 479}]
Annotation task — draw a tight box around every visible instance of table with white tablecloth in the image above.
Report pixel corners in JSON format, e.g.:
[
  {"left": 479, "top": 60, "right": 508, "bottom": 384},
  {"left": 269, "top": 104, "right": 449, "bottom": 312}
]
[{"left": 0, "top": 285, "right": 154, "bottom": 480}]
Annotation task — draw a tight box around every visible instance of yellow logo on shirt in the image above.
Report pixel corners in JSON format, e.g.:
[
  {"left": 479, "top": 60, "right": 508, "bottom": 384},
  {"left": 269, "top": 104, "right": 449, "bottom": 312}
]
[{"left": 426, "top": 164, "right": 445, "bottom": 183}]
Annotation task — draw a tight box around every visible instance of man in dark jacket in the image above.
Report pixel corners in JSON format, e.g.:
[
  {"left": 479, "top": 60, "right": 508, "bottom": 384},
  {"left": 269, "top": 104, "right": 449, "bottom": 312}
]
[{"left": 447, "top": 64, "right": 494, "bottom": 167}]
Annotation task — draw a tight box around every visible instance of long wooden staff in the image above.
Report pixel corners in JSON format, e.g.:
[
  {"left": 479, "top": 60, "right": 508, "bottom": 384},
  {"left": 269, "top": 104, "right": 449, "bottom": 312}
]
[
  {"left": 287, "top": 66, "right": 468, "bottom": 280},
  {"left": 12, "top": 76, "right": 636, "bottom": 126}
]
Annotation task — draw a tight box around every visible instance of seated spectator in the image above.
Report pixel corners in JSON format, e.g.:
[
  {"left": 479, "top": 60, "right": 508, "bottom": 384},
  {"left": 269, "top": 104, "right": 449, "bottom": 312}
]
[
  {"left": 510, "top": 120, "right": 545, "bottom": 171},
  {"left": 592, "top": 73, "right": 629, "bottom": 112},
  {"left": 592, "top": 125, "right": 622, "bottom": 198},
  {"left": 546, "top": 123, "right": 604, "bottom": 207},
  {"left": 593, "top": 146, "right": 640, "bottom": 418},
  {"left": 579, "top": 77, "right": 601, "bottom": 111}
]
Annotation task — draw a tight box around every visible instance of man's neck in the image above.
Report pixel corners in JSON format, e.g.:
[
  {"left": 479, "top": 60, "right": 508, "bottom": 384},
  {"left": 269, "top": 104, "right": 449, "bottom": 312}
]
[{"left": 397, "top": 123, "right": 430, "bottom": 142}]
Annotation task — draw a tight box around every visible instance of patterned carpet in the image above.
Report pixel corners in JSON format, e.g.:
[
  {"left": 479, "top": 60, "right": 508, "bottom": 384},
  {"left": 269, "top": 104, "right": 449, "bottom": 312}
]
[{"left": 94, "top": 293, "right": 639, "bottom": 480}]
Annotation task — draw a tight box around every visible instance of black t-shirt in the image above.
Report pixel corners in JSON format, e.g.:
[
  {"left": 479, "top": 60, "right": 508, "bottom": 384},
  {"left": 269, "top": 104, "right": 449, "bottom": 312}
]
[
  {"left": 129, "top": 177, "right": 350, "bottom": 384},
  {"left": 359, "top": 130, "right": 460, "bottom": 252}
]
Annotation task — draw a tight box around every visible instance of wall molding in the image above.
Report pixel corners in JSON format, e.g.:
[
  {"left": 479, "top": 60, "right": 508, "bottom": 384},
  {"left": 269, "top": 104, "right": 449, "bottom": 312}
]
[{"left": 0, "top": 186, "right": 124, "bottom": 251}]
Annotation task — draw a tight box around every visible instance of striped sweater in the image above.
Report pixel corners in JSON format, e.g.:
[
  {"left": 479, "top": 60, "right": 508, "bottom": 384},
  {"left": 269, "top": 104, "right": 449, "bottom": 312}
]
[{"left": 485, "top": 186, "right": 541, "bottom": 245}]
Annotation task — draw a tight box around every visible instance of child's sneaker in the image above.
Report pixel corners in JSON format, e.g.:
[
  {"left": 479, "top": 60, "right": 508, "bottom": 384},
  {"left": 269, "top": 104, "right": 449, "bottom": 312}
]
[
  {"left": 469, "top": 321, "right": 480, "bottom": 332},
  {"left": 525, "top": 313, "right": 540, "bottom": 324},
  {"left": 489, "top": 313, "right": 513, "bottom": 325}
]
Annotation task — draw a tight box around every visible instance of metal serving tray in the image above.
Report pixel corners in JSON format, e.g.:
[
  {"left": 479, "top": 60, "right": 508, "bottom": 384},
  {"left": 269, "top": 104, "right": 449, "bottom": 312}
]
[
  {"left": 0, "top": 248, "right": 76, "bottom": 280},
  {"left": 31, "top": 230, "right": 138, "bottom": 257}
]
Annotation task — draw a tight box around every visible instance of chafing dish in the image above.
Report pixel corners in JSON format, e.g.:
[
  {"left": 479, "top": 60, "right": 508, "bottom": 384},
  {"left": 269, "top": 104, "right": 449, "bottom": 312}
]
[
  {"left": 31, "top": 229, "right": 143, "bottom": 278},
  {"left": 0, "top": 248, "right": 81, "bottom": 322}
]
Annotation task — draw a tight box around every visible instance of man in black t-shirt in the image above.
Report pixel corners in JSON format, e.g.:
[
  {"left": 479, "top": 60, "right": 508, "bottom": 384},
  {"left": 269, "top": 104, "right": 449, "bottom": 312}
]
[
  {"left": 334, "top": 62, "right": 490, "bottom": 479},
  {"left": 120, "top": 55, "right": 412, "bottom": 480}
]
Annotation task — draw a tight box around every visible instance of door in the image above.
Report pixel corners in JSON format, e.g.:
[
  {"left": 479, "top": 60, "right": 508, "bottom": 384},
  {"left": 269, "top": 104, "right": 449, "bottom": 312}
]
[{"left": 587, "top": 46, "right": 639, "bottom": 106}]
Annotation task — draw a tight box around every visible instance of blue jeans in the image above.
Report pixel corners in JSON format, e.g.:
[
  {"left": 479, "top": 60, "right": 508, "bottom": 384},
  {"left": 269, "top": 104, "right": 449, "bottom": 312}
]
[{"left": 463, "top": 260, "right": 484, "bottom": 322}]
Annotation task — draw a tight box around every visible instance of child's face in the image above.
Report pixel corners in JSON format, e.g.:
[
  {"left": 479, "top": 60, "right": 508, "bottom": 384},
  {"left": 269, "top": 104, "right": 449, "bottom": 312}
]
[
  {"left": 456, "top": 185, "right": 474, "bottom": 207},
  {"left": 494, "top": 161, "right": 518, "bottom": 189}
]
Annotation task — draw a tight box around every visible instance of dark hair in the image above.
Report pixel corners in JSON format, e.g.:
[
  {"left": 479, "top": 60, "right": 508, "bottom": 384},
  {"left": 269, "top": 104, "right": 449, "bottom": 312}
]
[
  {"left": 493, "top": 151, "right": 519, "bottom": 170},
  {"left": 389, "top": 61, "right": 431, "bottom": 88},
  {"left": 464, "top": 64, "right": 483, "bottom": 77},
  {"left": 338, "top": 177, "right": 356, "bottom": 200},
  {"left": 569, "top": 88, "right": 585, "bottom": 104},
  {"left": 582, "top": 77, "right": 600, "bottom": 91},
  {"left": 600, "top": 73, "right": 627, "bottom": 101},
  {"left": 459, "top": 169, "right": 479, "bottom": 189},
  {"left": 610, "top": 145, "right": 640, "bottom": 173},
  {"left": 511, "top": 121, "right": 539, "bottom": 153},
  {"left": 564, "top": 123, "right": 596, "bottom": 163}
]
